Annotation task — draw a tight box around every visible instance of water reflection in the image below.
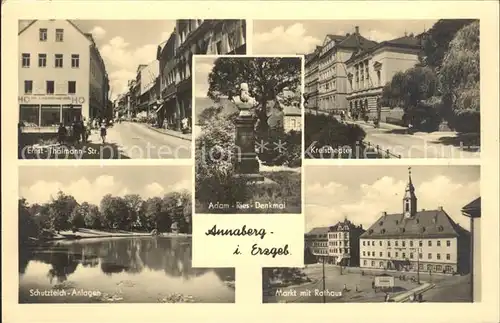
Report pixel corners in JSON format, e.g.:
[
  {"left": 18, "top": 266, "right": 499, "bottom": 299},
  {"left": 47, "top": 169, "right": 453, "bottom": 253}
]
[{"left": 19, "top": 237, "right": 235, "bottom": 303}]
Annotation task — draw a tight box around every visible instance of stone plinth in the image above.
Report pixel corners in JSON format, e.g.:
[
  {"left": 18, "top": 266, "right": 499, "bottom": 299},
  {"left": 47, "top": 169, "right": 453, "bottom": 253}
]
[{"left": 233, "top": 100, "right": 263, "bottom": 182}]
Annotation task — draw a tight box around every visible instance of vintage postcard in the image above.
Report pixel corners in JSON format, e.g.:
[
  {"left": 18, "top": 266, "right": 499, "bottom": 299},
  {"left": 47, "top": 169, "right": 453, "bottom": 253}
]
[
  {"left": 18, "top": 165, "right": 235, "bottom": 303},
  {"left": 253, "top": 19, "right": 481, "bottom": 159},
  {"left": 17, "top": 19, "right": 246, "bottom": 159},
  {"left": 262, "top": 165, "right": 480, "bottom": 303},
  {"left": 193, "top": 55, "right": 303, "bottom": 214}
]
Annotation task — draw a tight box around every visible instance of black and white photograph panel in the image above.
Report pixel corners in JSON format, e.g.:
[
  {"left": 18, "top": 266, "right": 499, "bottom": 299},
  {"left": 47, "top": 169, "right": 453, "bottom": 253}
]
[
  {"left": 18, "top": 165, "right": 235, "bottom": 303},
  {"left": 262, "top": 165, "right": 480, "bottom": 303},
  {"left": 194, "top": 55, "right": 302, "bottom": 214},
  {"left": 18, "top": 19, "right": 246, "bottom": 159},
  {"left": 253, "top": 20, "right": 480, "bottom": 159}
]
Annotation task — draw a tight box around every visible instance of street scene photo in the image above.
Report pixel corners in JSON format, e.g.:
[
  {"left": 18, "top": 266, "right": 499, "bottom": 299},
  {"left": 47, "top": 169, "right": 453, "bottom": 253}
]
[
  {"left": 18, "top": 19, "right": 246, "bottom": 159},
  {"left": 253, "top": 20, "right": 480, "bottom": 159},
  {"left": 194, "top": 56, "right": 302, "bottom": 214},
  {"left": 262, "top": 165, "right": 480, "bottom": 303},
  {"left": 18, "top": 165, "right": 235, "bottom": 303}
]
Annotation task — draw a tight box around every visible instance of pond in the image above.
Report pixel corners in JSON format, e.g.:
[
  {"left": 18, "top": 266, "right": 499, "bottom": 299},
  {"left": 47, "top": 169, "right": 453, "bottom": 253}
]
[{"left": 19, "top": 237, "right": 235, "bottom": 303}]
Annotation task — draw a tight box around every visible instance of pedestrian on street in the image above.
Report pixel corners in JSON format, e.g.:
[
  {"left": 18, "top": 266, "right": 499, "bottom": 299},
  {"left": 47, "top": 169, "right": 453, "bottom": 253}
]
[
  {"left": 57, "top": 123, "right": 67, "bottom": 145},
  {"left": 100, "top": 120, "right": 107, "bottom": 144}
]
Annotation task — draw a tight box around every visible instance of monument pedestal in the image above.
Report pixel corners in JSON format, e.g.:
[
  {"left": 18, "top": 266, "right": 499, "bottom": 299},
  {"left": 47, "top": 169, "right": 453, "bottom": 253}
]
[{"left": 233, "top": 114, "right": 263, "bottom": 181}]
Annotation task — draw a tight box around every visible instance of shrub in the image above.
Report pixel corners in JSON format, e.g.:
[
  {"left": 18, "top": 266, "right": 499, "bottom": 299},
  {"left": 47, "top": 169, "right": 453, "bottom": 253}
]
[{"left": 305, "top": 113, "right": 367, "bottom": 158}]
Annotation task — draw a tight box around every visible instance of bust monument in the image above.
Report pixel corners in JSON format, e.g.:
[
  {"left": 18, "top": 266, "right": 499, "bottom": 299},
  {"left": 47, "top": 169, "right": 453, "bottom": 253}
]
[{"left": 232, "top": 82, "right": 263, "bottom": 181}]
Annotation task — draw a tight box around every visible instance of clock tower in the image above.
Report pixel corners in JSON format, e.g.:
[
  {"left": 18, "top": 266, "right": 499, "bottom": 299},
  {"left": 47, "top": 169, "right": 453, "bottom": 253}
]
[{"left": 403, "top": 167, "right": 417, "bottom": 218}]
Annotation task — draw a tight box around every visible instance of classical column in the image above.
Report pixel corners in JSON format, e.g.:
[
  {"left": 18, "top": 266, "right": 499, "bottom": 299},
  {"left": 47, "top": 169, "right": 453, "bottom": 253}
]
[{"left": 233, "top": 83, "right": 263, "bottom": 181}]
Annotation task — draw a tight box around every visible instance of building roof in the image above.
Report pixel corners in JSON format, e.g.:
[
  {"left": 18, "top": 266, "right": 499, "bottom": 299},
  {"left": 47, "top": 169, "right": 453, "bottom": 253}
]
[
  {"left": 461, "top": 197, "right": 481, "bottom": 218},
  {"left": 18, "top": 20, "right": 92, "bottom": 46},
  {"left": 346, "top": 34, "right": 421, "bottom": 64},
  {"left": 336, "top": 32, "right": 378, "bottom": 50},
  {"left": 306, "top": 227, "right": 330, "bottom": 236},
  {"left": 329, "top": 219, "right": 362, "bottom": 231},
  {"left": 360, "top": 208, "right": 467, "bottom": 239}
]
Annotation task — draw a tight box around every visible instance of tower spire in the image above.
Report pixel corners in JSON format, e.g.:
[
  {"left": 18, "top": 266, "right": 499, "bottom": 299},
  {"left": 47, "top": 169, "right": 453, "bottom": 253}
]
[{"left": 403, "top": 167, "right": 417, "bottom": 218}]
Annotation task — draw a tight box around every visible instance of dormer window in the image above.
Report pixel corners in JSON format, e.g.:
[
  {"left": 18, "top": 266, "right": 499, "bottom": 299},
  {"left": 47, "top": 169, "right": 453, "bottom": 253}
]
[
  {"left": 421, "top": 227, "right": 426, "bottom": 233},
  {"left": 381, "top": 229, "right": 386, "bottom": 234},
  {"left": 379, "top": 221, "right": 383, "bottom": 226},
  {"left": 395, "top": 220, "right": 399, "bottom": 225},
  {"left": 368, "top": 229, "right": 373, "bottom": 234},
  {"left": 438, "top": 225, "right": 444, "bottom": 232}
]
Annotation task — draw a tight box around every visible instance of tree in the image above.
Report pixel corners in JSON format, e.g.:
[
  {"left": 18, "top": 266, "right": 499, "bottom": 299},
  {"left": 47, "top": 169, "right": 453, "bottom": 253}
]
[
  {"left": 99, "top": 195, "right": 129, "bottom": 230},
  {"left": 123, "top": 194, "right": 145, "bottom": 230},
  {"left": 48, "top": 191, "right": 78, "bottom": 232},
  {"left": 81, "top": 203, "right": 101, "bottom": 229},
  {"left": 162, "top": 190, "right": 192, "bottom": 233},
  {"left": 439, "top": 21, "right": 480, "bottom": 133},
  {"left": 19, "top": 198, "right": 39, "bottom": 243},
  {"left": 421, "top": 19, "right": 477, "bottom": 69},
  {"left": 68, "top": 204, "right": 86, "bottom": 229},
  {"left": 144, "top": 197, "right": 163, "bottom": 231},
  {"left": 207, "top": 57, "right": 302, "bottom": 131}
]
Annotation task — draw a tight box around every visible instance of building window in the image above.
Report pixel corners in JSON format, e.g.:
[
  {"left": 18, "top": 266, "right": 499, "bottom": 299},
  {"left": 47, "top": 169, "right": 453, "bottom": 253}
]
[
  {"left": 428, "top": 240, "right": 432, "bottom": 247},
  {"left": 395, "top": 241, "right": 398, "bottom": 247},
  {"left": 419, "top": 253, "right": 422, "bottom": 259},
  {"left": 71, "top": 54, "right": 80, "bottom": 68},
  {"left": 55, "top": 54, "right": 63, "bottom": 68},
  {"left": 38, "top": 54, "right": 47, "bottom": 67},
  {"left": 436, "top": 265, "right": 442, "bottom": 272},
  {"left": 22, "top": 53, "right": 30, "bottom": 67},
  {"left": 379, "top": 241, "right": 382, "bottom": 246},
  {"left": 402, "top": 252, "right": 406, "bottom": 259},
  {"left": 39, "top": 28, "right": 47, "bottom": 41},
  {"left": 387, "top": 240, "right": 391, "bottom": 246},
  {"left": 362, "top": 251, "right": 365, "bottom": 256},
  {"left": 419, "top": 264, "right": 424, "bottom": 270},
  {"left": 376, "top": 70, "right": 381, "bottom": 86},
  {"left": 46, "top": 81, "right": 55, "bottom": 94},
  {"left": 371, "top": 261, "right": 375, "bottom": 267},
  {"left": 56, "top": 29, "right": 64, "bottom": 42},
  {"left": 371, "top": 241, "right": 375, "bottom": 246},
  {"left": 445, "top": 265, "right": 452, "bottom": 272},
  {"left": 419, "top": 240, "right": 423, "bottom": 247},
  {"left": 40, "top": 105, "right": 61, "bottom": 127},
  {"left": 388, "top": 252, "right": 391, "bottom": 257},
  {"left": 446, "top": 254, "right": 450, "bottom": 260},
  {"left": 68, "top": 81, "right": 76, "bottom": 94},
  {"left": 20, "top": 105, "right": 40, "bottom": 126},
  {"left": 216, "top": 41, "right": 222, "bottom": 54},
  {"left": 379, "top": 261, "right": 384, "bottom": 268},
  {"left": 446, "top": 240, "right": 451, "bottom": 247},
  {"left": 428, "top": 253, "right": 432, "bottom": 259},
  {"left": 395, "top": 252, "right": 398, "bottom": 257},
  {"left": 24, "top": 80, "right": 33, "bottom": 94},
  {"left": 437, "top": 253, "right": 441, "bottom": 260},
  {"left": 409, "top": 253, "right": 413, "bottom": 259},
  {"left": 427, "top": 264, "right": 432, "bottom": 271},
  {"left": 410, "top": 241, "right": 414, "bottom": 247},
  {"left": 405, "top": 201, "right": 410, "bottom": 212},
  {"left": 379, "top": 252, "right": 382, "bottom": 257},
  {"left": 402, "top": 241, "right": 406, "bottom": 247},
  {"left": 437, "top": 240, "right": 441, "bottom": 247},
  {"left": 363, "top": 260, "right": 367, "bottom": 266}
]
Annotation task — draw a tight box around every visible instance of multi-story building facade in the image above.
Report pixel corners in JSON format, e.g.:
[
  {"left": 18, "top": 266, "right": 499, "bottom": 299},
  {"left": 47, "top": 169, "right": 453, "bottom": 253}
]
[
  {"left": 304, "top": 46, "right": 321, "bottom": 109},
  {"left": 346, "top": 34, "right": 421, "bottom": 121},
  {"left": 305, "top": 220, "right": 365, "bottom": 265},
  {"left": 317, "top": 26, "right": 377, "bottom": 114},
  {"left": 283, "top": 106, "right": 302, "bottom": 133},
  {"left": 360, "top": 169, "right": 471, "bottom": 274},
  {"left": 157, "top": 31, "right": 178, "bottom": 129},
  {"left": 305, "top": 227, "right": 329, "bottom": 263},
  {"left": 172, "top": 19, "right": 247, "bottom": 131},
  {"left": 18, "top": 20, "right": 109, "bottom": 130},
  {"left": 136, "top": 60, "right": 159, "bottom": 115}
]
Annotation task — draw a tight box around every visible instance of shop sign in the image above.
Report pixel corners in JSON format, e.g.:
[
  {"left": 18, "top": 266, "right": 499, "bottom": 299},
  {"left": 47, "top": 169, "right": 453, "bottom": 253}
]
[{"left": 18, "top": 96, "right": 85, "bottom": 104}]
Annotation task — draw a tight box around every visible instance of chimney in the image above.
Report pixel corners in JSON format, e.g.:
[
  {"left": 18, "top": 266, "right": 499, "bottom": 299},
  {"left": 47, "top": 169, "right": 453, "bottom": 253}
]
[
  {"left": 381, "top": 211, "right": 387, "bottom": 217},
  {"left": 355, "top": 26, "right": 359, "bottom": 34},
  {"left": 437, "top": 206, "right": 443, "bottom": 211}
]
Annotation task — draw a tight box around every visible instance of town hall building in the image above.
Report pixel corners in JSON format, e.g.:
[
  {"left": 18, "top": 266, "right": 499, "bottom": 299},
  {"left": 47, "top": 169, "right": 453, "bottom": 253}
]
[{"left": 359, "top": 168, "right": 471, "bottom": 274}]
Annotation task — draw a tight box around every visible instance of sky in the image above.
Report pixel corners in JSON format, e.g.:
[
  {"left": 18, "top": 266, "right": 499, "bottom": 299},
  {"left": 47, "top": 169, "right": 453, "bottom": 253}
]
[
  {"left": 253, "top": 19, "right": 438, "bottom": 55},
  {"left": 19, "top": 20, "right": 176, "bottom": 100},
  {"left": 194, "top": 56, "right": 217, "bottom": 98},
  {"left": 305, "top": 165, "right": 480, "bottom": 232},
  {"left": 19, "top": 165, "right": 191, "bottom": 205}
]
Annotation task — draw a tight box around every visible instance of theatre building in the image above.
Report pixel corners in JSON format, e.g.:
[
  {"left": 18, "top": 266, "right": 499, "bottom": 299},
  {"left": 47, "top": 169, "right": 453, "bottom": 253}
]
[
  {"left": 18, "top": 20, "right": 109, "bottom": 131},
  {"left": 360, "top": 169, "right": 471, "bottom": 274}
]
